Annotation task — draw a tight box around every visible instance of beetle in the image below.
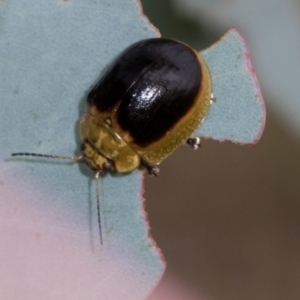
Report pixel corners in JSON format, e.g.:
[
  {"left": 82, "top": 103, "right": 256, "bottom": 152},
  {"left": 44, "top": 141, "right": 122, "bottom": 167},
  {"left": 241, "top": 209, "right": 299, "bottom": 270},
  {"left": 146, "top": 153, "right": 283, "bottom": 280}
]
[
  {"left": 12, "top": 38, "right": 213, "bottom": 245},
  {"left": 81, "top": 38, "right": 212, "bottom": 175}
]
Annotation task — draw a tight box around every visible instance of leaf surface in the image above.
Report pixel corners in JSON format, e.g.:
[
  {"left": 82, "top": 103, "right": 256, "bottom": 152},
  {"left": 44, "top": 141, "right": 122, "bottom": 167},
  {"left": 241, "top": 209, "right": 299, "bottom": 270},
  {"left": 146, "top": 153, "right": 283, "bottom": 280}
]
[
  {"left": 0, "top": 2, "right": 264, "bottom": 300},
  {"left": 198, "top": 28, "right": 265, "bottom": 144}
]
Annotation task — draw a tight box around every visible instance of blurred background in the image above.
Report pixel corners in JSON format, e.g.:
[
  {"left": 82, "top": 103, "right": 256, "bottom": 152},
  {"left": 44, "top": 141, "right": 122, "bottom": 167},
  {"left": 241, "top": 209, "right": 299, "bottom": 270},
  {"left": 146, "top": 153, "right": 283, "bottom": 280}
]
[{"left": 141, "top": 1, "right": 300, "bottom": 299}]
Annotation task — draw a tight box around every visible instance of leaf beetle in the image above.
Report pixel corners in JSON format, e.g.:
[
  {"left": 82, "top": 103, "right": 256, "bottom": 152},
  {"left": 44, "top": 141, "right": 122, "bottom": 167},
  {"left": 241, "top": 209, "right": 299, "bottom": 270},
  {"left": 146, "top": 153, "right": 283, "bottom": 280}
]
[
  {"left": 12, "top": 38, "right": 213, "bottom": 245},
  {"left": 81, "top": 38, "right": 212, "bottom": 176}
]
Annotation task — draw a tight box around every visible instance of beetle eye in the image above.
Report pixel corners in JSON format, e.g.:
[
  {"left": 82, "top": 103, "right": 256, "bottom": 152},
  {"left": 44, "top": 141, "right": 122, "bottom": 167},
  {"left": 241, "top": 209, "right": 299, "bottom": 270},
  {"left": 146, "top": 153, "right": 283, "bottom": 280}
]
[
  {"left": 104, "top": 117, "right": 112, "bottom": 126},
  {"left": 102, "top": 161, "right": 114, "bottom": 172}
]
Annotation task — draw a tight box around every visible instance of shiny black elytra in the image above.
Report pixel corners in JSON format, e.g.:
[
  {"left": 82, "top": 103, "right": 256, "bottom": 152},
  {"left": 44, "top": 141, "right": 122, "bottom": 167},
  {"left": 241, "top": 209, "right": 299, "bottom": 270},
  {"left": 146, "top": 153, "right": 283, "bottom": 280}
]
[{"left": 88, "top": 38, "right": 205, "bottom": 147}]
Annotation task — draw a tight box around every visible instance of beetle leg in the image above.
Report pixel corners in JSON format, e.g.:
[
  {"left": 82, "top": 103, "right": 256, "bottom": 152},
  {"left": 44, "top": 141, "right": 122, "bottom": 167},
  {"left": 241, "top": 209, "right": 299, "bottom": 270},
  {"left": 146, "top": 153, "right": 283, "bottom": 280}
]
[
  {"left": 210, "top": 92, "right": 216, "bottom": 104},
  {"left": 147, "top": 165, "right": 160, "bottom": 176},
  {"left": 186, "top": 137, "right": 201, "bottom": 150},
  {"left": 141, "top": 160, "right": 160, "bottom": 176}
]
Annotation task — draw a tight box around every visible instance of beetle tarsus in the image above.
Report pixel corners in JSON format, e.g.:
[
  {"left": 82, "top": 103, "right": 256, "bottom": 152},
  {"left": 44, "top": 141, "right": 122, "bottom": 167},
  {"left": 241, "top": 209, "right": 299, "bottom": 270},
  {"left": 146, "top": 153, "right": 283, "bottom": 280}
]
[
  {"left": 210, "top": 93, "right": 216, "bottom": 104},
  {"left": 148, "top": 166, "right": 159, "bottom": 176},
  {"left": 141, "top": 161, "right": 160, "bottom": 176},
  {"left": 186, "top": 137, "right": 201, "bottom": 150}
]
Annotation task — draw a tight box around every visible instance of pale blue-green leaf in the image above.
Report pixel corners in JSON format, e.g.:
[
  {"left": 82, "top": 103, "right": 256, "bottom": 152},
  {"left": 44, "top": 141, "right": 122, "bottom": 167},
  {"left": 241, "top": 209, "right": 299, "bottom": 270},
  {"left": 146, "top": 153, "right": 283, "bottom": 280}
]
[
  {"left": 0, "top": 1, "right": 164, "bottom": 300},
  {"left": 0, "top": 1, "right": 265, "bottom": 299},
  {"left": 198, "top": 28, "right": 265, "bottom": 144}
]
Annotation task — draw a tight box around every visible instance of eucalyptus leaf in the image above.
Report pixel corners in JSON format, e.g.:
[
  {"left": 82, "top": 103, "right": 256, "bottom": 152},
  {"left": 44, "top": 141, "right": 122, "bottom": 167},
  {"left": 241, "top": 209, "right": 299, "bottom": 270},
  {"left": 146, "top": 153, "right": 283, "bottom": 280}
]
[
  {"left": 199, "top": 28, "right": 266, "bottom": 144},
  {"left": 0, "top": 1, "right": 264, "bottom": 300}
]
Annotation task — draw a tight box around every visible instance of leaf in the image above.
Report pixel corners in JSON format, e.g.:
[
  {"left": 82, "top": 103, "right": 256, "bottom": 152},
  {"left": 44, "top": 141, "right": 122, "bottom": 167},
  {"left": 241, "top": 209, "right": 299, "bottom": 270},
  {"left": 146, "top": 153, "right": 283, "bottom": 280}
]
[
  {"left": 0, "top": 1, "right": 265, "bottom": 300},
  {"left": 198, "top": 27, "right": 266, "bottom": 144}
]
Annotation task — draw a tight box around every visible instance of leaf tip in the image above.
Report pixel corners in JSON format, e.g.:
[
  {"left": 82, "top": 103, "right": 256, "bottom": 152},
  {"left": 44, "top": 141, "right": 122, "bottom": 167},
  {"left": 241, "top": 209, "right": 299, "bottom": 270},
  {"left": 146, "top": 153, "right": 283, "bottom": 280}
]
[{"left": 230, "top": 27, "right": 266, "bottom": 144}]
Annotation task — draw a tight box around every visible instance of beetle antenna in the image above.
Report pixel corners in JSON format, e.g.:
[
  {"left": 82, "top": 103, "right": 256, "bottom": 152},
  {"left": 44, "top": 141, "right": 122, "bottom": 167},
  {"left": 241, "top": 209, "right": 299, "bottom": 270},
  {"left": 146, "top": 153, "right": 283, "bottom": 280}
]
[
  {"left": 95, "top": 171, "right": 103, "bottom": 246},
  {"left": 11, "top": 152, "right": 83, "bottom": 161}
]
